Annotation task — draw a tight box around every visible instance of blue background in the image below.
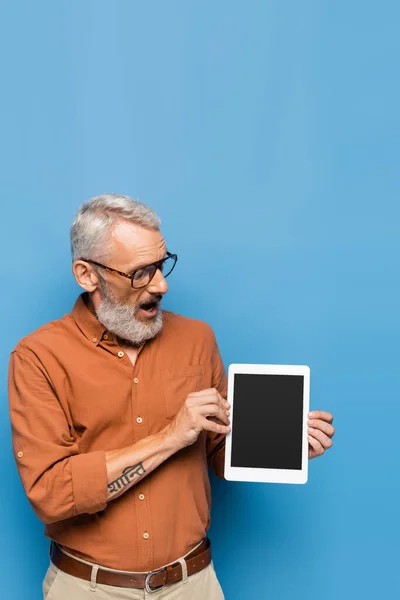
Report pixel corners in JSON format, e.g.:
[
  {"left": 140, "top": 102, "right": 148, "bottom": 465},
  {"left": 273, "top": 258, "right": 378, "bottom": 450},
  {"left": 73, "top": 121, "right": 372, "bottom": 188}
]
[{"left": 1, "top": 1, "right": 399, "bottom": 598}]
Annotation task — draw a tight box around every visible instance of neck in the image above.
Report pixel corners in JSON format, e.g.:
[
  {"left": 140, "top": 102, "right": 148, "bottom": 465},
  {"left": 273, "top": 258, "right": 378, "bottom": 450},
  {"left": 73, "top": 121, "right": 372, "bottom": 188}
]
[{"left": 116, "top": 336, "right": 143, "bottom": 349}]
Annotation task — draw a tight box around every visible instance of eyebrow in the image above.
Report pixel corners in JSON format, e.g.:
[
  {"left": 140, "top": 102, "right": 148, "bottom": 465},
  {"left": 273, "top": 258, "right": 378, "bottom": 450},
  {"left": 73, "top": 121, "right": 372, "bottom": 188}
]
[{"left": 127, "top": 252, "right": 168, "bottom": 274}]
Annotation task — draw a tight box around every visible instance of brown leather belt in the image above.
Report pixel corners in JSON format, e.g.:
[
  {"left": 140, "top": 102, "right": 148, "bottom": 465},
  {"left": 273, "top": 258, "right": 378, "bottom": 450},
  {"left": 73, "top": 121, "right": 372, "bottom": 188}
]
[{"left": 50, "top": 538, "right": 211, "bottom": 593}]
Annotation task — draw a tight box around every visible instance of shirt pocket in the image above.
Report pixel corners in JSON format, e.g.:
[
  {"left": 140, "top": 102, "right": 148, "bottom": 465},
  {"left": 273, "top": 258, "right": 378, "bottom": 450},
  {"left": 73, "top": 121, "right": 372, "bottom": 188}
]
[{"left": 161, "top": 365, "right": 205, "bottom": 420}]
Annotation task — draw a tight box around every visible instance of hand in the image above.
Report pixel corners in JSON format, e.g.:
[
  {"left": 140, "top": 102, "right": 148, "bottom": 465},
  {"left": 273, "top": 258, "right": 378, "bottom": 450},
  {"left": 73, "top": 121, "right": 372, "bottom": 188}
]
[
  {"left": 307, "top": 410, "right": 335, "bottom": 459},
  {"left": 166, "top": 388, "right": 231, "bottom": 450}
]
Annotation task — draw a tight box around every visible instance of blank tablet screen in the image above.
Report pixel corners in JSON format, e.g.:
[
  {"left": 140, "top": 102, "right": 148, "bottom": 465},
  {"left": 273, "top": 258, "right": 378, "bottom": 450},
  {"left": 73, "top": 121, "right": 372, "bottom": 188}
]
[{"left": 231, "top": 374, "right": 304, "bottom": 470}]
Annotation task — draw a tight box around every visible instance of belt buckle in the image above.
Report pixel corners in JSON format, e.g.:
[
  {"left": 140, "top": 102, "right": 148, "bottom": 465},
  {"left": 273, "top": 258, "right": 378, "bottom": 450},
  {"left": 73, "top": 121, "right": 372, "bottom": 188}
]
[{"left": 145, "top": 567, "right": 166, "bottom": 594}]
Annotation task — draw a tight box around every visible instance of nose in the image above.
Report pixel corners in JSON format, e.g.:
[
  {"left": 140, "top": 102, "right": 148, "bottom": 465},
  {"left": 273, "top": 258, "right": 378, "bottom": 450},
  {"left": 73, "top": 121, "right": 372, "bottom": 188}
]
[{"left": 147, "top": 268, "right": 168, "bottom": 296}]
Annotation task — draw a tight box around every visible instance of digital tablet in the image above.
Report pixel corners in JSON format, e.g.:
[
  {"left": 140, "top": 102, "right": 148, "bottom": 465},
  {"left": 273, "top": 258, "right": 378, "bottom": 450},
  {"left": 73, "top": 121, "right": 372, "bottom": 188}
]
[{"left": 224, "top": 364, "right": 310, "bottom": 484}]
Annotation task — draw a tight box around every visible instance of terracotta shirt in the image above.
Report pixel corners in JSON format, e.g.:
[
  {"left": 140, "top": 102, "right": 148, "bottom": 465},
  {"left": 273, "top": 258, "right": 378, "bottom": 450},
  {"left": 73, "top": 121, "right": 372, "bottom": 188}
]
[{"left": 8, "top": 293, "right": 227, "bottom": 571}]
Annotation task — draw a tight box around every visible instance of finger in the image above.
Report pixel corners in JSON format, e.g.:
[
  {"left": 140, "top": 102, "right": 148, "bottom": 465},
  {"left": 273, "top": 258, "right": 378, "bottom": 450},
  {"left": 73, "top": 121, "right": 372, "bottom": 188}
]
[
  {"left": 308, "top": 410, "right": 333, "bottom": 424},
  {"left": 200, "top": 416, "right": 231, "bottom": 435},
  {"left": 187, "top": 391, "right": 221, "bottom": 407},
  {"left": 190, "top": 388, "right": 219, "bottom": 397},
  {"left": 216, "top": 390, "right": 230, "bottom": 409},
  {"left": 189, "top": 389, "right": 230, "bottom": 409},
  {"left": 198, "top": 404, "right": 230, "bottom": 425},
  {"left": 308, "top": 419, "right": 335, "bottom": 438},
  {"left": 308, "top": 434, "right": 325, "bottom": 457},
  {"left": 308, "top": 427, "right": 333, "bottom": 449}
]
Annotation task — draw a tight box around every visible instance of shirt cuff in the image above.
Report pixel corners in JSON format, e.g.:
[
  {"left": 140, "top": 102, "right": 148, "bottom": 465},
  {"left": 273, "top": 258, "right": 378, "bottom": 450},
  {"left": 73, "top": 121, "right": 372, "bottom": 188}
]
[{"left": 70, "top": 451, "right": 108, "bottom": 515}]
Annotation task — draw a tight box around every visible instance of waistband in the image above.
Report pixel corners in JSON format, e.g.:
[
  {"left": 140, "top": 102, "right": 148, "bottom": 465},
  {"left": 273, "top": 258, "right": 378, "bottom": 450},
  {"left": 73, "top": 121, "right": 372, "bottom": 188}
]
[{"left": 50, "top": 538, "right": 211, "bottom": 593}]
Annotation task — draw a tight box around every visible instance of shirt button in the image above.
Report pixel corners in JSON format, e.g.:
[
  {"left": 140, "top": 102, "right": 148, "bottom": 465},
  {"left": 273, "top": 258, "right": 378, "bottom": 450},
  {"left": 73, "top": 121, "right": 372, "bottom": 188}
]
[
  {"left": 118, "top": 351, "right": 124, "bottom": 358},
  {"left": 136, "top": 417, "right": 143, "bottom": 424},
  {"left": 134, "top": 377, "right": 139, "bottom": 384},
  {"left": 143, "top": 532, "right": 149, "bottom": 540},
  {"left": 17, "top": 451, "right": 23, "bottom": 458},
  {"left": 92, "top": 337, "right": 97, "bottom": 343},
  {"left": 139, "top": 494, "right": 145, "bottom": 501},
  {"left": 103, "top": 334, "right": 109, "bottom": 340}
]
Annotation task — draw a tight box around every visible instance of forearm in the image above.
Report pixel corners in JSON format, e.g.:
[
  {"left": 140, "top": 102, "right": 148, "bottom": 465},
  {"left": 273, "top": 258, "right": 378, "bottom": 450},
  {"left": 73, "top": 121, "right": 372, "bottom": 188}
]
[{"left": 105, "top": 424, "right": 180, "bottom": 501}]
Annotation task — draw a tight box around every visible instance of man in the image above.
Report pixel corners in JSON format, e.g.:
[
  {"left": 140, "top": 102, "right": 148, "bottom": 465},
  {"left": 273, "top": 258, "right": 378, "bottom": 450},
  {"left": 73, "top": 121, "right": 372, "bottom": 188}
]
[{"left": 8, "top": 194, "right": 335, "bottom": 599}]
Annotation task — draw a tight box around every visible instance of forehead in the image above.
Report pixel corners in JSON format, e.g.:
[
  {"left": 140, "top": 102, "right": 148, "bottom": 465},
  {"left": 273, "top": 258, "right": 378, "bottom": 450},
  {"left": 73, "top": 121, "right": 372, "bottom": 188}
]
[{"left": 109, "top": 220, "right": 166, "bottom": 268}]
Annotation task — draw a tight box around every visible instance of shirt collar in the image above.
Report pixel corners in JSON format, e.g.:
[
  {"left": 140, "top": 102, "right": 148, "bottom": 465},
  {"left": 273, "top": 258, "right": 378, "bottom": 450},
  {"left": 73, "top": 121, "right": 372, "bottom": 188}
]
[{"left": 71, "top": 292, "right": 107, "bottom": 346}]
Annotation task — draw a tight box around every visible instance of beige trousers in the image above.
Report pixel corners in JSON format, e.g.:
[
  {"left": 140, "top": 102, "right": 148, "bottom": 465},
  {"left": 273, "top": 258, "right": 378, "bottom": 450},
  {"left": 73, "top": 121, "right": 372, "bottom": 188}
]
[{"left": 43, "top": 558, "right": 224, "bottom": 600}]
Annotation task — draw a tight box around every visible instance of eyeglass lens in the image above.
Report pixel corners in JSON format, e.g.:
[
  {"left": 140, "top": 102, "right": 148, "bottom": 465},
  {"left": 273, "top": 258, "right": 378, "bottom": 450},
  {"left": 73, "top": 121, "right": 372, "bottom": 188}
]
[{"left": 131, "top": 255, "right": 176, "bottom": 288}]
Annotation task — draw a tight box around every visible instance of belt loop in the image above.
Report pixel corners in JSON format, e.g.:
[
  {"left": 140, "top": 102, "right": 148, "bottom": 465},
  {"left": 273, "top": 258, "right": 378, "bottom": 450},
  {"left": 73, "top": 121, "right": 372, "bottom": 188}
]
[
  {"left": 177, "top": 558, "right": 188, "bottom": 584},
  {"left": 90, "top": 565, "right": 99, "bottom": 591}
]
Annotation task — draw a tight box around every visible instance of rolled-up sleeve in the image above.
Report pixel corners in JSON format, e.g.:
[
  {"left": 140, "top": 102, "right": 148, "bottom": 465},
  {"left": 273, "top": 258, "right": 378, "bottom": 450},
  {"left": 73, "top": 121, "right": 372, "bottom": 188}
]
[
  {"left": 8, "top": 350, "right": 108, "bottom": 524},
  {"left": 206, "top": 330, "right": 228, "bottom": 479}
]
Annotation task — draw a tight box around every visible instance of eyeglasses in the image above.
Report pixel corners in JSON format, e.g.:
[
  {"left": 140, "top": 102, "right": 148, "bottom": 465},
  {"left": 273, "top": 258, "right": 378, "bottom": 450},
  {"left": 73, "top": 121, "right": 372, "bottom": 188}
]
[{"left": 81, "top": 252, "right": 178, "bottom": 289}]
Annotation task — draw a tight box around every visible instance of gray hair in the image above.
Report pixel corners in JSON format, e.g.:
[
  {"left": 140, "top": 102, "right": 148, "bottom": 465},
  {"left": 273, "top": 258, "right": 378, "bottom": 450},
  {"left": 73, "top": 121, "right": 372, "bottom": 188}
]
[{"left": 70, "top": 194, "right": 161, "bottom": 262}]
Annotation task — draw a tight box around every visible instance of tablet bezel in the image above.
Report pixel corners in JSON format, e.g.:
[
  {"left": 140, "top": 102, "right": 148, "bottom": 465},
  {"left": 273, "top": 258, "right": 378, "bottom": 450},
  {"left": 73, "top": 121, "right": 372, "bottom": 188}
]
[{"left": 224, "top": 363, "right": 310, "bottom": 484}]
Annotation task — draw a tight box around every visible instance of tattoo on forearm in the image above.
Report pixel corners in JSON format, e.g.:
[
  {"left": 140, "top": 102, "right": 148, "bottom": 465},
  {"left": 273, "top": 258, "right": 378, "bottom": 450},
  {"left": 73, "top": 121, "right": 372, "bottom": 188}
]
[{"left": 107, "top": 462, "right": 146, "bottom": 495}]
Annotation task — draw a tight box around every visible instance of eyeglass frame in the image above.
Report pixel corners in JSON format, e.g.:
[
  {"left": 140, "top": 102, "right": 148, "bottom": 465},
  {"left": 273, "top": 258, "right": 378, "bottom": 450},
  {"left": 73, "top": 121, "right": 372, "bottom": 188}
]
[{"left": 80, "top": 251, "right": 178, "bottom": 289}]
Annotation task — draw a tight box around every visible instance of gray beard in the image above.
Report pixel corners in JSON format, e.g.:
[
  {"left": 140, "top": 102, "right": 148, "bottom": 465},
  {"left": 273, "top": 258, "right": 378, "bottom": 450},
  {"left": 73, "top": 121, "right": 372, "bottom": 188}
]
[{"left": 95, "top": 281, "right": 163, "bottom": 346}]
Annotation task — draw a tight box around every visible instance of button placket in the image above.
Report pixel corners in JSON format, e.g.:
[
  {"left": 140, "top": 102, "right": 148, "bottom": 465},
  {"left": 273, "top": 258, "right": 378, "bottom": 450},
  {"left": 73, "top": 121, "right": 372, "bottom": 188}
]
[
  {"left": 137, "top": 480, "right": 153, "bottom": 569},
  {"left": 131, "top": 363, "right": 153, "bottom": 570}
]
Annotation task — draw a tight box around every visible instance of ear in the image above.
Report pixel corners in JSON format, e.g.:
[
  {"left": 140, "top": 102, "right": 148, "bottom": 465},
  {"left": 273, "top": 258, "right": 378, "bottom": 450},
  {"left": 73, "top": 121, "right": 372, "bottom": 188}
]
[{"left": 72, "top": 260, "right": 100, "bottom": 292}]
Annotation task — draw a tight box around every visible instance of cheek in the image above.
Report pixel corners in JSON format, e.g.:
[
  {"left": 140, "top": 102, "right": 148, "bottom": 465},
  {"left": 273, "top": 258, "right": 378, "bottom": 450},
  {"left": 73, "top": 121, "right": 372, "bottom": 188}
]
[
  {"left": 114, "top": 285, "right": 140, "bottom": 306},
  {"left": 126, "top": 290, "right": 141, "bottom": 306}
]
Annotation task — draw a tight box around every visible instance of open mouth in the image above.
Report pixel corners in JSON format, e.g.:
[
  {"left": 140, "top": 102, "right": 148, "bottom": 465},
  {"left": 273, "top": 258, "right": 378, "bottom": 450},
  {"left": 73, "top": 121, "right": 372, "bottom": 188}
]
[{"left": 138, "top": 301, "right": 159, "bottom": 316}]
